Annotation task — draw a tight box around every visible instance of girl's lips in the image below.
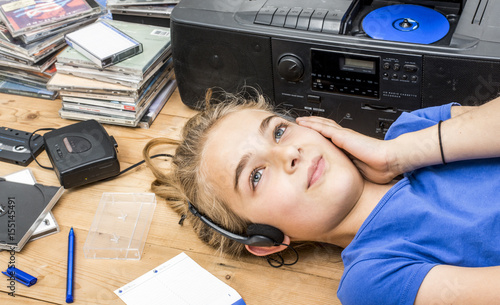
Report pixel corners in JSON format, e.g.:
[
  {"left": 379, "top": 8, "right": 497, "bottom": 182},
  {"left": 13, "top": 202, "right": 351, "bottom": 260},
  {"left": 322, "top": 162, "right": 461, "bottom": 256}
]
[{"left": 308, "top": 156, "right": 325, "bottom": 188}]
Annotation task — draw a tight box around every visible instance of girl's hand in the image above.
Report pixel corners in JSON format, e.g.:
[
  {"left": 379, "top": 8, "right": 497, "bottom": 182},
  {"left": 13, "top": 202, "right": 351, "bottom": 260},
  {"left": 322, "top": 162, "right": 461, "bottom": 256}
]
[{"left": 296, "top": 116, "right": 401, "bottom": 184}]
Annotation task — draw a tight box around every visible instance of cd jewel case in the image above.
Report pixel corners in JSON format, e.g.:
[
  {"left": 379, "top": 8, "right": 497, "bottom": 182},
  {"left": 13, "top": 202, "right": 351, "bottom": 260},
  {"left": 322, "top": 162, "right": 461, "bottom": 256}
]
[
  {"left": 84, "top": 192, "right": 156, "bottom": 260},
  {"left": 0, "top": 170, "right": 64, "bottom": 252},
  {"left": 65, "top": 21, "right": 143, "bottom": 68},
  {"left": 0, "top": 0, "right": 100, "bottom": 37},
  {"left": 1, "top": 169, "right": 60, "bottom": 243}
]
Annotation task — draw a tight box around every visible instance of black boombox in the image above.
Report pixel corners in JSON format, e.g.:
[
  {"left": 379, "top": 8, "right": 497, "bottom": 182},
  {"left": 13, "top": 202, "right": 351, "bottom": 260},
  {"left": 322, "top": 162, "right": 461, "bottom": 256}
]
[{"left": 171, "top": 0, "right": 500, "bottom": 138}]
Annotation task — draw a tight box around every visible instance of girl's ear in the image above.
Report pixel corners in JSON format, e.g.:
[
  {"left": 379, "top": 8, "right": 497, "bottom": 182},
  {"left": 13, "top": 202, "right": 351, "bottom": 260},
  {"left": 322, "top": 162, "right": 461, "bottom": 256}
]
[{"left": 244, "top": 235, "right": 291, "bottom": 256}]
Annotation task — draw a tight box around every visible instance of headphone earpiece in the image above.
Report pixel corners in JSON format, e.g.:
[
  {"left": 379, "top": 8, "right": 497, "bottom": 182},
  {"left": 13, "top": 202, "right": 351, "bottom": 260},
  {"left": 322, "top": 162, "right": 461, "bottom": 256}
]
[
  {"left": 187, "top": 201, "right": 284, "bottom": 247},
  {"left": 246, "top": 224, "right": 284, "bottom": 245}
]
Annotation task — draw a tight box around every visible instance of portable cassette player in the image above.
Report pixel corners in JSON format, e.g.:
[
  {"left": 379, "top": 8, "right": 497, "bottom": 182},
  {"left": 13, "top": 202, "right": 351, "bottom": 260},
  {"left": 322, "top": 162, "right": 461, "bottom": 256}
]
[
  {"left": 43, "top": 120, "right": 120, "bottom": 189},
  {"left": 171, "top": 0, "right": 500, "bottom": 138}
]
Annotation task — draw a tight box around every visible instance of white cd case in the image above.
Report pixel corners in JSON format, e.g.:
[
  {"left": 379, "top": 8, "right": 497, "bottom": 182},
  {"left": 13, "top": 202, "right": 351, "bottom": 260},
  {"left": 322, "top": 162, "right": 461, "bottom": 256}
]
[{"left": 65, "top": 21, "right": 143, "bottom": 68}]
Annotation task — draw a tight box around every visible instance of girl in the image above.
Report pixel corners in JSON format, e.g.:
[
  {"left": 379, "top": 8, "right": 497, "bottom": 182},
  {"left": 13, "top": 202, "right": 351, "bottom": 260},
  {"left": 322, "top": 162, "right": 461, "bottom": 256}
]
[{"left": 144, "top": 91, "right": 500, "bottom": 305}]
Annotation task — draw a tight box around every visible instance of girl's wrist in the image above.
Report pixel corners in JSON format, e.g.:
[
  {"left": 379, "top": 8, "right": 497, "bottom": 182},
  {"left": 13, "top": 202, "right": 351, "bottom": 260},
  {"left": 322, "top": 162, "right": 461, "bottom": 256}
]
[
  {"left": 386, "top": 135, "right": 424, "bottom": 176},
  {"left": 386, "top": 138, "right": 407, "bottom": 176}
]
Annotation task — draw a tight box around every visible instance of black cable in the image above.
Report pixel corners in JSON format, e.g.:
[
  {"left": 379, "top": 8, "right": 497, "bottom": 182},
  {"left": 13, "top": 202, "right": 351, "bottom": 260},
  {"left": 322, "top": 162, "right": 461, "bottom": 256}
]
[
  {"left": 114, "top": 153, "right": 173, "bottom": 177},
  {"left": 27, "top": 126, "right": 173, "bottom": 185},
  {"left": 266, "top": 243, "right": 299, "bottom": 268},
  {"left": 30, "top": 127, "right": 171, "bottom": 179},
  {"left": 28, "top": 127, "right": 56, "bottom": 170}
]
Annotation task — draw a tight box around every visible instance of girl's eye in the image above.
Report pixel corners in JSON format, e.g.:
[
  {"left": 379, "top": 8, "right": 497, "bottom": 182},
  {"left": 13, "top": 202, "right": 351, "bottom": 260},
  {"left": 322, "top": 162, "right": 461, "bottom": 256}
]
[
  {"left": 274, "top": 123, "right": 288, "bottom": 143},
  {"left": 251, "top": 168, "right": 264, "bottom": 189}
]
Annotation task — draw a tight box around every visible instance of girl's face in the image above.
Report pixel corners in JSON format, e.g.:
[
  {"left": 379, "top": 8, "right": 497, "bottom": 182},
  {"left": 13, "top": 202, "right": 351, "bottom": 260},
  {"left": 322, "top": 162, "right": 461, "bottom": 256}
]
[{"left": 202, "top": 109, "right": 364, "bottom": 243}]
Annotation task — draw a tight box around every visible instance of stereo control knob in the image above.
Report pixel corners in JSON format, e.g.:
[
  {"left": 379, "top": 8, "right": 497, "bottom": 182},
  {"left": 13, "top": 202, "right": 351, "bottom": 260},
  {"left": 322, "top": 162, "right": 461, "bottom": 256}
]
[{"left": 277, "top": 55, "right": 304, "bottom": 82}]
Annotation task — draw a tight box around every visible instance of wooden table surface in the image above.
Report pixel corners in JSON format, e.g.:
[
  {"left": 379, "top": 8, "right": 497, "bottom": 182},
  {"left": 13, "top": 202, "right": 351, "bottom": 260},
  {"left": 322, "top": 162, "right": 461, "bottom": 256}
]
[{"left": 0, "top": 91, "right": 344, "bottom": 305}]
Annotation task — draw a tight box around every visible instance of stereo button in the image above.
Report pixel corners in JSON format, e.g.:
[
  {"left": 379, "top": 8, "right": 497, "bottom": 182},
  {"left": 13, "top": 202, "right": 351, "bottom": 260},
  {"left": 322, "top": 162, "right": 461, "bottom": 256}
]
[
  {"left": 404, "top": 64, "right": 419, "bottom": 73},
  {"left": 296, "top": 8, "right": 314, "bottom": 30},
  {"left": 255, "top": 6, "right": 277, "bottom": 25},
  {"left": 323, "top": 10, "right": 343, "bottom": 34},
  {"left": 307, "top": 95, "right": 321, "bottom": 104},
  {"left": 309, "top": 9, "right": 328, "bottom": 32},
  {"left": 284, "top": 7, "right": 302, "bottom": 28},
  {"left": 271, "top": 7, "right": 290, "bottom": 27}
]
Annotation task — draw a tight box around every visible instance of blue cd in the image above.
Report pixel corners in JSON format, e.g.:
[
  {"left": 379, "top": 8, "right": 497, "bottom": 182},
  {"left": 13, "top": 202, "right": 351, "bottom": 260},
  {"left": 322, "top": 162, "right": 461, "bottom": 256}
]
[{"left": 362, "top": 4, "right": 450, "bottom": 44}]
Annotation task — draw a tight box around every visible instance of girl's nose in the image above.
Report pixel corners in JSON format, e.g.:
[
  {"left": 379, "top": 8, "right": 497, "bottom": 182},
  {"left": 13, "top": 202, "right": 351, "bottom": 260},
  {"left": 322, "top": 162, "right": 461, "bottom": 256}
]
[{"left": 273, "top": 145, "right": 300, "bottom": 174}]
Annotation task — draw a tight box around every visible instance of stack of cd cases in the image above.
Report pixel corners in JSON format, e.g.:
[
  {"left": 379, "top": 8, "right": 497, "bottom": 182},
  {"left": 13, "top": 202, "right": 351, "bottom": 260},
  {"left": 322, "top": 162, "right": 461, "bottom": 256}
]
[
  {"left": 0, "top": 0, "right": 104, "bottom": 99},
  {"left": 48, "top": 19, "right": 176, "bottom": 128},
  {"left": 108, "top": 0, "right": 179, "bottom": 27}
]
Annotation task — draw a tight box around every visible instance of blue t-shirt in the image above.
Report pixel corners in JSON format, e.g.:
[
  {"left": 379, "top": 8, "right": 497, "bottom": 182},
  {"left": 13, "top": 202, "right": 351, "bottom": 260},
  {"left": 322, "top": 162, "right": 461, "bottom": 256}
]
[{"left": 337, "top": 103, "right": 500, "bottom": 305}]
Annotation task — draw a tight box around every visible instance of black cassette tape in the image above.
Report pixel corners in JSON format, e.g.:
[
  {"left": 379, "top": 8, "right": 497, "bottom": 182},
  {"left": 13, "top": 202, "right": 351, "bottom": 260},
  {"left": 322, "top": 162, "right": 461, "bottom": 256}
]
[{"left": 0, "top": 127, "right": 45, "bottom": 166}]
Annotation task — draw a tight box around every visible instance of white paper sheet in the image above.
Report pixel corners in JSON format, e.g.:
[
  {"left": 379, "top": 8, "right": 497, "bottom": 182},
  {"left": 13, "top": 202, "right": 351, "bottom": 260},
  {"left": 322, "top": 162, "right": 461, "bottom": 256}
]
[{"left": 114, "top": 252, "right": 246, "bottom": 305}]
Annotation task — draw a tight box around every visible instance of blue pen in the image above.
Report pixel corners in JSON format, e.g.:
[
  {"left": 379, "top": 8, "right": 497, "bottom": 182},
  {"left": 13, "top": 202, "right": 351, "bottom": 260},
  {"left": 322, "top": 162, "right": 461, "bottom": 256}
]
[{"left": 66, "top": 227, "right": 75, "bottom": 303}]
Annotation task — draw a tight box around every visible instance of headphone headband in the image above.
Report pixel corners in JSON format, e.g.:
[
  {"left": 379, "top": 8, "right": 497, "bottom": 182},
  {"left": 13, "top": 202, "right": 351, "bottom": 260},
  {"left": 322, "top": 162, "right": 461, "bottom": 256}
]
[{"left": 187, "top": 201, "right": 283, "bottom": 247}]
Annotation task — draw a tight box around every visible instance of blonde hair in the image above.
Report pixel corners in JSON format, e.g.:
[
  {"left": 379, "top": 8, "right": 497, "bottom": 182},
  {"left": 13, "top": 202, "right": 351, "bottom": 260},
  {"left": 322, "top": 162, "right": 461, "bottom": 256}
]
[{"left": 143, "top": 89, "right": 277, "bottom": 256}]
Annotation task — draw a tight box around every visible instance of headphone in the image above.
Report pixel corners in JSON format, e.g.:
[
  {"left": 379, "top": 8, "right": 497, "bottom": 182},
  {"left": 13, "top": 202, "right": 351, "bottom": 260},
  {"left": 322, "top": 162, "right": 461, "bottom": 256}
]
[{"left": 187, "top": 201, "right": 284, "bottom": 247}]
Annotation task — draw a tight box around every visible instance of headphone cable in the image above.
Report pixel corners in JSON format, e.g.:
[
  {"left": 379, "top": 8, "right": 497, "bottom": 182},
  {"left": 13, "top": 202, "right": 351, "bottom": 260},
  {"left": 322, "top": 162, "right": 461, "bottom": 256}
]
[
  {"left": 114, "top": 153, "right": 173, "bottom": 177},
  {"left": 266, "top": 243, "right": 299, "bottom": 268},
  {"left": 28, "top": 127, "right": 56, "bottom": 170}
]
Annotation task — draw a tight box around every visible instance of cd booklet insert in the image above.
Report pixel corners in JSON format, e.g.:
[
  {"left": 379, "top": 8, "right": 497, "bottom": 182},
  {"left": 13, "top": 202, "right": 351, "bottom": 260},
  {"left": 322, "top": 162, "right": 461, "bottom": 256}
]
[{"left": 65, "top": 21, "right": 143, "bottom": 68}]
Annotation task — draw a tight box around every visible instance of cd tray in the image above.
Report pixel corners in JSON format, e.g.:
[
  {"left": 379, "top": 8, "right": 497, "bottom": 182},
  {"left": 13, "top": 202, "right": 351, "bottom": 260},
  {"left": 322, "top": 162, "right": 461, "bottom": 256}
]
[{"left": 345, "top": 0, "right": 462, "bottom": 45}]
